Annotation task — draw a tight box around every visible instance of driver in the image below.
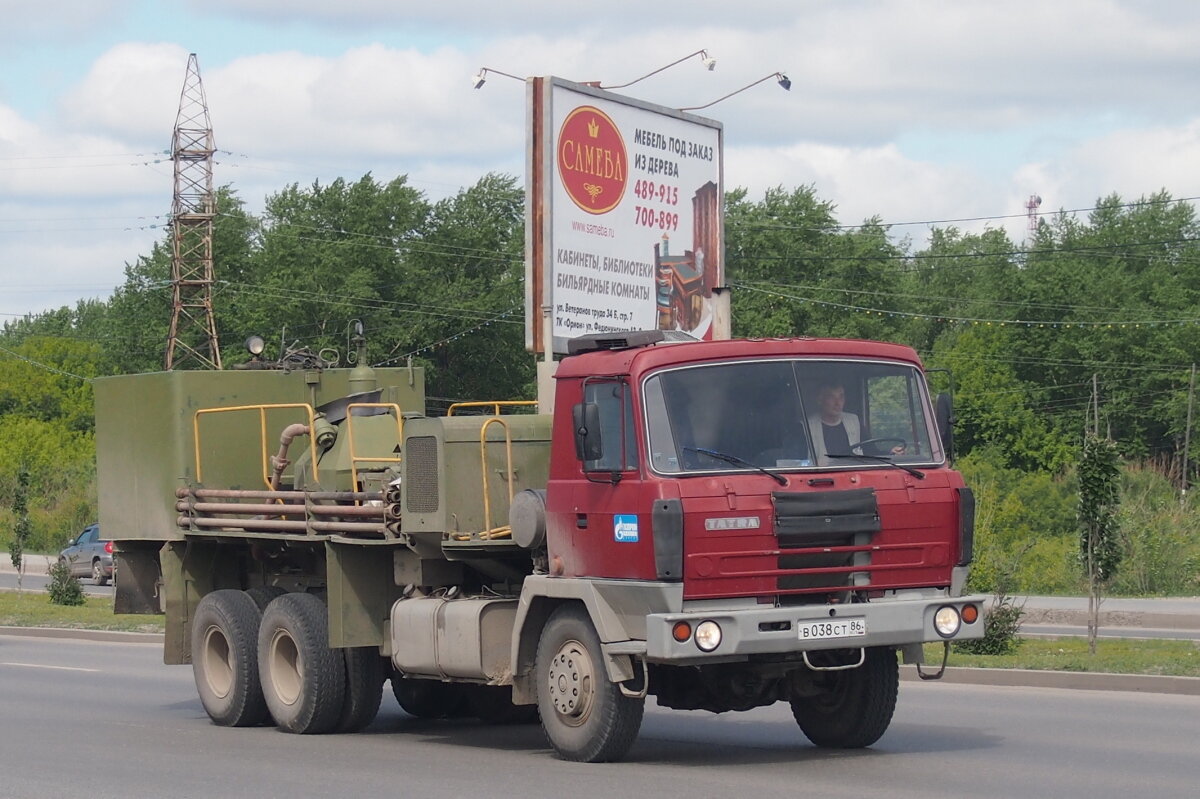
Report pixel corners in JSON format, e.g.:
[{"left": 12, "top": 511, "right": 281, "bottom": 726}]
[
  {"left": 807, "top": 384, "right": 859, "bottom": 466},
  {"left": 807, "top": 384, "right": 905, "bottom": 466}
]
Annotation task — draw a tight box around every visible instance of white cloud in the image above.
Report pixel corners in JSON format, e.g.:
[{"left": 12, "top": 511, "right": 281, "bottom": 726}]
[{"left": 0, "top": 0, "right": 129, "bottom": 45}]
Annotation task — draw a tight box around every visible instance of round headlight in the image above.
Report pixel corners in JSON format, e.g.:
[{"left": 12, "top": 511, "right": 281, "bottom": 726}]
[
  {"left": 934, "top": 605, "right": 962, "bottom": 638},
  {"left": 245, "top": 335, "right": 266, "bottom": 356},
  {"left": 694, "top": 620, "right": 723, "bottom": 652}
]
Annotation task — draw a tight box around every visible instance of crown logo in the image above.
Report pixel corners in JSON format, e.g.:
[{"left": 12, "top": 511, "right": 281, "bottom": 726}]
[{"left": 587, "top": 118, "right": 599, "bottom": 138}]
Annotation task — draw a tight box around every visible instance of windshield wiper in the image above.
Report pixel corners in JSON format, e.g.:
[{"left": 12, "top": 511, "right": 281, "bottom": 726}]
[
  {"left": 825, "top": 452, "right": 926, "bottom": 480},
  {"left": 683, "top": 446, "right": 788, "bottom": 486}
]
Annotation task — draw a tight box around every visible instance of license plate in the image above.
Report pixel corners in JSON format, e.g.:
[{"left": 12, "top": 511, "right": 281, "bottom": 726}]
[{"left": 797, "top": 617, "right": 867, "bottom": 641}]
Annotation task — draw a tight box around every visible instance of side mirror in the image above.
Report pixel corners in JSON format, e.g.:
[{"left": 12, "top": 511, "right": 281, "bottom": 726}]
[
  {"left": 572, "top": 402, "right": 603, "bottom": 462},
  {"left": 935, "top": 392, "right": 954, "bottom": 461}
]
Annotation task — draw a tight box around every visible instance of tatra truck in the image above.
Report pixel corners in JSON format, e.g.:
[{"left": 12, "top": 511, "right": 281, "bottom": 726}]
[{"left": 97, "top": 329, "right": 983, "bottom": 762}]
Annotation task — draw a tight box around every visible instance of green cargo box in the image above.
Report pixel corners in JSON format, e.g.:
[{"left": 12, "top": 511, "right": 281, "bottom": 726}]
[{"left": 94, "top": 366, "right": 425, "bottom": 543}]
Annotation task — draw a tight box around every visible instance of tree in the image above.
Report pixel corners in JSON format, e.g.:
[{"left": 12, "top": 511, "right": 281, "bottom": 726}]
[
  {"left": 1078, "top": 433, "right": 1122, "bottom": 654},
  {"left": 6, "top": 466, "right": 31, "bottom": 594}
]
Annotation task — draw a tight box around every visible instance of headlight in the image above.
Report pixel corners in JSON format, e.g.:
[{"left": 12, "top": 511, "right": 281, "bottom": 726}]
[
  {"left": 934, "top": 605, "right": 962, "bottom": 638},
  {"left": 694, "top": 620, "right": 722, "bottom": 652}
]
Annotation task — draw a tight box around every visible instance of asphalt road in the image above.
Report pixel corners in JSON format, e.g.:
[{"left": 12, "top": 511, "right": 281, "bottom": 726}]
[
  {"left": 1, "top": 635, "right": 1197, "bottom": 799},
  {"left": 0, "top": 568, "right": 113, "bottom": 598}
]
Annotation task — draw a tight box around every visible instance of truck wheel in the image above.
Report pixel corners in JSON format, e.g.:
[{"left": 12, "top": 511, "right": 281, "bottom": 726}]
[
  {"left": 535, "top": 605, "right": 644, "bottom": 762},
  {"left": 391, "top": 677, "right": 465, "bottom": 719},
  {"left": 790, "top": 646, "right": 899, "bottom": 748},
  {"left": 258, "top": 593, "right": 346, "bottom": 734},
  {"left": 92, "top": 560, "right": 109, "bottom": 586},
  {"left": 245, "top": 585, "right": 286, "bottom": 612},
  {"left": 336, "top": 647, "right": 385, "bottom": 732},
  {"left": 191, "top": 590, "right": 269, "bottom": 727},
  {"left": 469, "top": 685, "right": 539, "bottom": 725}
]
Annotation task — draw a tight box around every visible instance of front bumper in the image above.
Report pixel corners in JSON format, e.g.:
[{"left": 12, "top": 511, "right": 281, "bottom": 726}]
[{"left": 645, "top": 594, "right": 987, "bottom": 662}]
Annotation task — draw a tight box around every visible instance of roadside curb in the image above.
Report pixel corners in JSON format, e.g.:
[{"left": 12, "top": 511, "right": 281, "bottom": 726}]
[
  {"left": 0, "top": 626, "right": 163, "bottom": 645},
  {"left": 1022, "top": 608, "right": 1200, "bottom": 632},
  {"left": 901, "top": 664, "right": 1200, "bottom": 696}
]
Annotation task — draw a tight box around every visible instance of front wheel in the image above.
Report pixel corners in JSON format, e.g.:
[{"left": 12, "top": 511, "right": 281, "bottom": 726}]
[
  {"left": 789, "top": 646, "right": 899, "bottom": 748},
  {"left": 535, "top": 605, "right": 643, "bottom": 762},
  {"left": 258, "top": 593, "right": 346, "bottom": 734}
]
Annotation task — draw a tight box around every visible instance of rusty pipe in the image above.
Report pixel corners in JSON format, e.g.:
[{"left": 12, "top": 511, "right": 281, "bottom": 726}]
[
  {"left": 270, "top": 422, "right": 312, "bottom": 490},
  {"left": 177, "top": 488, "right": 378, "bottom": 502},
  {"left": 176, "top": 501, "right": 386, "bottom": 518},
  {"left": 177, "top": 516, "right": 387, "bottom": 535}
]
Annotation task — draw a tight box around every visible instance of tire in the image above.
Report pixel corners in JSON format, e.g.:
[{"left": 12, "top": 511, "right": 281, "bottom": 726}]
[
  {"left": 191, "top": 590, "right": 269, "bottom": 727},
  {"left": 391, "top": 677, "right": 466, "bottom": 719},
  {"left": 535, "top": 605, "right": 644, "bottom": 762},
  {"left": 790, "top": 646, "right": 899, "bottom": 748},
  {"left": 245, "top": 585, "right": 286, "bottom": 612},
  {"left": 258, "top": 593, "right": 346, "bottom": 734},
  {"left": 337, "top": 647, "right": 385, "bottom": 732},
  {"left": 92, "top": 559, "right": 109, "bottom": 586},
  {"left": 469, "top": 685, "right": 539, "bottom": 725}
]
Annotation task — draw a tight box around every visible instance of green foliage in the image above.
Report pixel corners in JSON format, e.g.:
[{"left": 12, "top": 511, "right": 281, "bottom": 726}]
[
  {"left": 46, "top": 559, "right": 85, "bottom": 606},
  {"left": 958, "top": 448, "right": 1080, "bottom": 594},
  {"left": 1111, "top": 464, "right": 1200, "bottom": 595},
  {"left": 954, "top": 595, "right": 1024, "bottom": 656},
  {"left": 1078, "top": 434, "right": 1122, "bottom": 582},
  {"left": 7, "top": 466, "right": 31, "bottom": 575}
]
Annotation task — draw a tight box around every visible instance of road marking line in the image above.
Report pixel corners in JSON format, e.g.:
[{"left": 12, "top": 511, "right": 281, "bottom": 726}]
[{"left": 0, "top": 662, "right": 100, "bottom": 673}]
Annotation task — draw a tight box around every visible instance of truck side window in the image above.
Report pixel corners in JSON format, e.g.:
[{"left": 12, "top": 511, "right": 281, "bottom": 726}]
[
  {"left": 866, "top": 373, "right": 933, "bottom": 458},
  {"left": 580, "top": 376, "right": 638, "bottom": 470},
  {"left": 583, "top": 380, "right": 638, "bottom": 472}
]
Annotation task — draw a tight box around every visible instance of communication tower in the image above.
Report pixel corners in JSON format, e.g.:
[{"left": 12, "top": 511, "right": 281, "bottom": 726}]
[
  {"left": 164, "top": 53, "right": 222, "bottom": 370},
  {"left": 1025, "top": 194, "right": 1043, "bottom": 236}
]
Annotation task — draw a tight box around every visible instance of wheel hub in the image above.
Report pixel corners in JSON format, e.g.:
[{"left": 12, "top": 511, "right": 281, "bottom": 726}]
[{"left": 547, "top": 638, "right": 593, "bottom": 726}]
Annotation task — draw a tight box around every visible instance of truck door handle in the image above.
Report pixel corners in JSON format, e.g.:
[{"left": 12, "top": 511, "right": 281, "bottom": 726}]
[{"left": 576, "top": 514, "right": 588, "bottom": 529}]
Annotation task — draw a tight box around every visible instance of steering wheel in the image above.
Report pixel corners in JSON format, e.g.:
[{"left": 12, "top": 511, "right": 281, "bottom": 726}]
[{"left": 851, "top": 437, "right": 907, "bottom": 455}]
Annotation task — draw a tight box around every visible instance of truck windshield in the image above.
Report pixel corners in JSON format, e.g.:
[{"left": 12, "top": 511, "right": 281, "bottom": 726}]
[{"left": 642, "top": 359, "right": 942, "bottom": 475}]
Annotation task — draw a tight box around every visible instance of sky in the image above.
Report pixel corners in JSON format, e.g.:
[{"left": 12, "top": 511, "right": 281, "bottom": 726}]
[{"left": 3, "top": 0, "right": 1200, "bottom": 319}]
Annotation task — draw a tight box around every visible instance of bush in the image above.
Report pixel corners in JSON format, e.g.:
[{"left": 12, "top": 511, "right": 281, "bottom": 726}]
[
  {"left": 954, "top": 595, "right": 1024, "bottom": 656},
  {"left": 46, "top": 559, "right": 85, "bottom": 606}
]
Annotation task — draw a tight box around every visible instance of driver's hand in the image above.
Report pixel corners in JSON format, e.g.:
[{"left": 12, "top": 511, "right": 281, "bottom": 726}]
[{"left": 891, "top": 445, "right": 907, "bottom": 455}]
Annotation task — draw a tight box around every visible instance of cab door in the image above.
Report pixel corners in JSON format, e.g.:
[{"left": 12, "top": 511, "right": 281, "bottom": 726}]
[{"left": 567, "top": 378, "right": 658, "bottom": 580}]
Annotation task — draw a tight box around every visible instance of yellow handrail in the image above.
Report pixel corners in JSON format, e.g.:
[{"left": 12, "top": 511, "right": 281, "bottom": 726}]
[
  {"left": 193, "top": 403, "right": 319, "bottom": 488},
  {"left": 447, "top": 400, "right": 538, "bottom": 417},
  {"left": 479, "top": 417, "right": 515, "bottom": 535},
  {"left": 346, "top": 403, "right": 404, "bottom": 494}
]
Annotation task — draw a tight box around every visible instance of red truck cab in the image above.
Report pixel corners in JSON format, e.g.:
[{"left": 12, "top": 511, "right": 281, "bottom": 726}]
[{"left": 545, "top": 332, "right": 974, "bottom": 607}]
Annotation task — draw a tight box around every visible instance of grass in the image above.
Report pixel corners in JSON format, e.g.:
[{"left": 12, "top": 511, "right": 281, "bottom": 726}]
[
  {"left": 927, "top": 638, "right": 1200, "bottom": 678},
  {"left": 0, "top": 590, "right": 164, "bottom": 634}
]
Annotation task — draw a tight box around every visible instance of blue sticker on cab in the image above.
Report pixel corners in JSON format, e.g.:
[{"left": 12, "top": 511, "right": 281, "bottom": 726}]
[{"left": 614, "top": 514, "right": 639, "bottom": 543}]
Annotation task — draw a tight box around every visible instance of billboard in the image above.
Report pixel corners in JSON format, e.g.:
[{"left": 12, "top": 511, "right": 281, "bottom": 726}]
[{"left": 526, "top": 77, "right": 724, "bottom": 354}]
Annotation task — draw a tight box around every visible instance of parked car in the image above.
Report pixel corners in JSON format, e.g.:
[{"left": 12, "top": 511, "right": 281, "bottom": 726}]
[{"left": 59, "top": 524, "right": 113, "bottom": 586}]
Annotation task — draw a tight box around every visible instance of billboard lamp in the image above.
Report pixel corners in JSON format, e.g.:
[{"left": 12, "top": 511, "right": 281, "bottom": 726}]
[
  {"left": 472, "top": 67, "right": 525, "bottom": 89},
  {"left": 600, "top": 49, "right": 716, "bottom": 91},
  {"left": 677, "top": 72, "right": 791, "bottom": 112}
]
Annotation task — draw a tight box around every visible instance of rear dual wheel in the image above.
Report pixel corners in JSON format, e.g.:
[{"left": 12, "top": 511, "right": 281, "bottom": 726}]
[
  {"left": 258, "top": 593, "right": 346, "bottom": 734},
  {"left": 191, "top": 590, "right": 269, "bottom": 727}
]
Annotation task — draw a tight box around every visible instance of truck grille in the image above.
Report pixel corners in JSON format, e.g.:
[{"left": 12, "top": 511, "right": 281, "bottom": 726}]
[
  {"left": 405, "top": 436, "right": 439, "bottom": 513},
  {"left": 773, "top": 488, "right": 880, "bottom": 593}
]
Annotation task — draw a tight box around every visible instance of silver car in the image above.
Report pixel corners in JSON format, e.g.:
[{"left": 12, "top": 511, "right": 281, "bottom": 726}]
[{"left": 59, "top": 524, "right": 113, "bottom": 585}]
